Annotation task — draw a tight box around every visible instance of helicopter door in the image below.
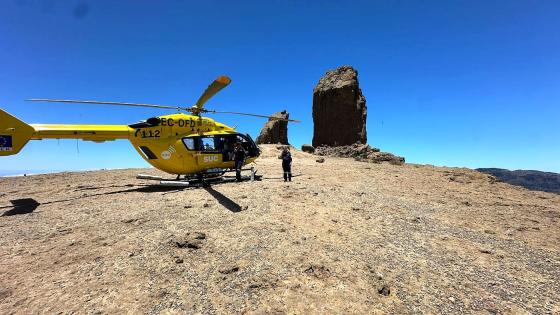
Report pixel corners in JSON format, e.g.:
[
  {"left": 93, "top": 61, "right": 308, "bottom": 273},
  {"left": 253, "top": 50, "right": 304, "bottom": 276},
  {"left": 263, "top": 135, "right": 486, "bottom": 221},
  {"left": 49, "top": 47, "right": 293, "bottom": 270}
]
[
  {"left": 196, "top": 136, "right": 223, "bottom": 167},
  {"left": 216, "top": 135, "right": 237, "bottom": 162},
  {"left": 236, "top": 134, "right": 260, "bottom": 157}
]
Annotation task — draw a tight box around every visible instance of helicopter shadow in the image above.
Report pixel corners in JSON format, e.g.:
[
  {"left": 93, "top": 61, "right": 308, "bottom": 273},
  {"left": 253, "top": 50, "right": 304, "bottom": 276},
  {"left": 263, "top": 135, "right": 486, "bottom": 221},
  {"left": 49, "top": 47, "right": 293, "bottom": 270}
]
[
  {"left": 1, "top": 184, "right": 243, "bottom": 216},
  {"left": 127, "top": 183, "right": 243, "bottom": 213},
  {"left": 1, "top": 198, "right": 40, "bottom": 216},
  {"left": 204, "top": 186, "right": 242, "bottom": 213},
  {"left": 0, "top": 185, "right": 188, "bottom": 217}
]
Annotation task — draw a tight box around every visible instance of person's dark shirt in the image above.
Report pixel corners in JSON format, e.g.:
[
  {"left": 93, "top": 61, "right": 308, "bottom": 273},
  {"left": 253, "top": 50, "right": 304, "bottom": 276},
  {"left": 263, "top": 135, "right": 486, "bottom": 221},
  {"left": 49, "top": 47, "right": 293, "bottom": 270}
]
[
  {"left": 234, "top": 147, "right": 246, "bottom": 162},
  {"left": 281, "top": 151, "right": 292, "bottom": 164}
]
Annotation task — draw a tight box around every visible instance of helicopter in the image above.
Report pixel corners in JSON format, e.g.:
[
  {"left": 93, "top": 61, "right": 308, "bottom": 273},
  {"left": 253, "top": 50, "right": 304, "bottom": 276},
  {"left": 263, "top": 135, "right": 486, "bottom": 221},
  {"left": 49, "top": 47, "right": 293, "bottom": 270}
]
[{"left": 0, "top": 76, "right": 299, "bottom": 184}]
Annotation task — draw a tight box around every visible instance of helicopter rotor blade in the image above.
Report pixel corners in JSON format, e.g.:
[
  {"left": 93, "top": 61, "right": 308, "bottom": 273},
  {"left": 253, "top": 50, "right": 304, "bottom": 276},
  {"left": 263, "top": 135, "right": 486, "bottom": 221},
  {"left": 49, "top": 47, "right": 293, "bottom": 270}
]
[
  {"left": 194, "top": 76, "right": 232, "bottom": 111},
  {"left": 26, "top": 97, "right": 302, "bottom": 122},
  {"left": 206, "top": 110, "right": 301, "bottom": 122},
  {"left": 26, "top": 99, "right": 186, "bottom": 111}
]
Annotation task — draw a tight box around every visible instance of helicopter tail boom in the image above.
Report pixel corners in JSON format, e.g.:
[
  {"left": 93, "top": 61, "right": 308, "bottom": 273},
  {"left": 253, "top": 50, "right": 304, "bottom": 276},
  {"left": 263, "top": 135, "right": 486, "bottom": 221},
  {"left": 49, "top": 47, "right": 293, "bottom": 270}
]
[
  {"left": 0, "top": 108, "right": 133, "bottom": 156},
  {"left": 30, "top": 124, "right": 131, "bottom": 141}
]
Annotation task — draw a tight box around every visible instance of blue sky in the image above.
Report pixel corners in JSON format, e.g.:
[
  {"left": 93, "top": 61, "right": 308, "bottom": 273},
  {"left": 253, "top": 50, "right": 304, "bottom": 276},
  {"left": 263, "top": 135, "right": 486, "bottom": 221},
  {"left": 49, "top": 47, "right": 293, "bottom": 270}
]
[{"left": 1, "top": 0, "right": 559, "bottom": 173}]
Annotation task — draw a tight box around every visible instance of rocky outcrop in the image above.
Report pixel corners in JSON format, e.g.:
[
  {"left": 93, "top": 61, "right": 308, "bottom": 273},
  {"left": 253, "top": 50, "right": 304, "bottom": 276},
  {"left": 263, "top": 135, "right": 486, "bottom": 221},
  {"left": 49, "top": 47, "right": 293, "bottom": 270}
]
[
  {"left": 312, "top": 66, "right": 367, "bottom": 147},
  {"left": 315, "top": 143, "right": 405, "bottom": 165},
  {"left": 310, "top": 66, "right": 404, "bottom": 165},
  {"left": 255, "top": 110, "right": 289, "bottom": 144}
]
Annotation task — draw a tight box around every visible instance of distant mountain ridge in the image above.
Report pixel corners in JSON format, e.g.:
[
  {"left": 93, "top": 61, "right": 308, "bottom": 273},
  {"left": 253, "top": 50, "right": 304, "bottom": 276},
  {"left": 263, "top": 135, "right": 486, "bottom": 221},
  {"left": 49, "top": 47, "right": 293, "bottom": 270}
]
[
  {"left": 0, "top": 170, "right": 60, "bottom": 177},
  {"left": 476, "top": 168, "right": 560, "bottom": 194}
]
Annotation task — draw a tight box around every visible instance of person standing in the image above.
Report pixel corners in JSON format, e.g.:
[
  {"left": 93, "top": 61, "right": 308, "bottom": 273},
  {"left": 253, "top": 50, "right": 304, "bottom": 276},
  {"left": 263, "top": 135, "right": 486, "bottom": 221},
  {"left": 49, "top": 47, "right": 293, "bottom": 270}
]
[
  {"left": 280, "top": 147, "right": 292, "bottom": 182},
  {"left": 233, "top": 142, "right": 246, "bottom": 182}
]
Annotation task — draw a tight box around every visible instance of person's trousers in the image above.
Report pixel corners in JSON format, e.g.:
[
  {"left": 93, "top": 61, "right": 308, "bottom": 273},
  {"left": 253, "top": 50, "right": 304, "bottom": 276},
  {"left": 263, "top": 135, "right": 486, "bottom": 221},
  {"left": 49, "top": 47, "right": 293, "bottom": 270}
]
[
  {"left": 235, "top": 161, "right": 243, "bottom": 181},
  {"left": 282, "top": 163, "right": 292, "bottom": 181}
]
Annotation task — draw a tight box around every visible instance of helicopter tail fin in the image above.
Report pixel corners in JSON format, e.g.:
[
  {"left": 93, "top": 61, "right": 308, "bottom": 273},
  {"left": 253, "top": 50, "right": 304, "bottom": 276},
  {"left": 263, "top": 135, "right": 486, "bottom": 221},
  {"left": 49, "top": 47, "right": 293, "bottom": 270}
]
[{"left": 0, "top": 109, "right": 35, "bottom": 156}]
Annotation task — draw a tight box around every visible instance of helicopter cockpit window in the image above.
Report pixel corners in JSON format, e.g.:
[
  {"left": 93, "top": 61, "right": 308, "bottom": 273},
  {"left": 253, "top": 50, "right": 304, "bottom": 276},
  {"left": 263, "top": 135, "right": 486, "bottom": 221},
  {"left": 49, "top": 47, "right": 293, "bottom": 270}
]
[
  {"left": 200, "top": 137, "right": 217, "bottom": 151},
  {"left": 182, "top": 138, "right": 195, "bottom": 150},
  {"left": 236, "top": 134, "right": 249, "bottom": 143},
  {"left": 236, "top": 134, "right": 251, "bottom": 152}
]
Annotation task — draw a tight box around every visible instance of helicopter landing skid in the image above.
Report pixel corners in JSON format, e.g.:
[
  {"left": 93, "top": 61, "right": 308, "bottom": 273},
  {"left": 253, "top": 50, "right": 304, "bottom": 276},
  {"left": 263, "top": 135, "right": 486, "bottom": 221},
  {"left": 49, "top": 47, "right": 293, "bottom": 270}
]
[{"left": 136, "top": 167, "right": 258, "bottom": 188}]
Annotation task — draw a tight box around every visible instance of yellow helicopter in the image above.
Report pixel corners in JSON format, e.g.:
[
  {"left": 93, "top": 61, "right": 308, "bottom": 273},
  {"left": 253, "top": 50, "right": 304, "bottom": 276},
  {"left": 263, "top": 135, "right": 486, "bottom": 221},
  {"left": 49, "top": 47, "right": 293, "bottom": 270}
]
[{"left": 0, "top": 76, "right": 299, "bottom": 184}]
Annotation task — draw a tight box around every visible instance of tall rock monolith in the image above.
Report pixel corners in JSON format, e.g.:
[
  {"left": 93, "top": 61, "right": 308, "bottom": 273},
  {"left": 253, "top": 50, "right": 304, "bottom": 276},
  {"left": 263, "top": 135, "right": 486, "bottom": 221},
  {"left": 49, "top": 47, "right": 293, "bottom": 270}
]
[
  {"left": 312, "top": 66, "right": 367, "bottom": 147},
  {"left": 255, "top": 110, "right": 289, "bottom": 144}
]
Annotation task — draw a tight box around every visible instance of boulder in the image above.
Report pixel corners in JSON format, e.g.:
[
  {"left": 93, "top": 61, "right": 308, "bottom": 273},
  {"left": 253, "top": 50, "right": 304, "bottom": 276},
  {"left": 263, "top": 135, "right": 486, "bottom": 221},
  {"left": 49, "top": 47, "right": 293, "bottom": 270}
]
[
  {"left": 312, "top": 66, "right": 367, "bottom": 147},
  {"left": 256, "top": 110, "right": 289, "bottom": 144},
  {"left": 301, "top": 144, "right": 315, "bottom": 153}
]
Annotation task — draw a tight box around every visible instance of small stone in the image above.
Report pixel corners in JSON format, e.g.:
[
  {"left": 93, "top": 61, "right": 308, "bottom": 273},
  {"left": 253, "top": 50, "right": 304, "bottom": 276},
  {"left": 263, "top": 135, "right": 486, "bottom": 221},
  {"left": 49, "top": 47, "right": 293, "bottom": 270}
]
[
  {"left": 171, "top": 232, "right": 206, "bottom": 249},
  {"left": 304, "top": 264, "right": 330, "bottom": 278},
  {"left": 187, "top": 240, "right": 203, "bottom": 249},
  {"left": 316, "top": 157, "right": 325, "bottom": 163},
  {"left": 378, "top": 285, "right": 390, "bottom": 296},
  {"left": 175, "top": 258, "right": 184, "bottom": 264},
  {"left": 193, "top": 232, "right": 206, "bottom": 240},
  {"left": 218, "top": 266, "right": 239, "bottom": 274}
]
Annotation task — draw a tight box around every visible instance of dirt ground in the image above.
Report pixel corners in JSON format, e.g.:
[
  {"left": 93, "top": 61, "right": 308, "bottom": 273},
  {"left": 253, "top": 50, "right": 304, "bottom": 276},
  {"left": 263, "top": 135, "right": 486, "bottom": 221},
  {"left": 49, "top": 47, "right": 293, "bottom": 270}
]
[{"left": 1, "top": 145, "right": 559, "bottom": 314}]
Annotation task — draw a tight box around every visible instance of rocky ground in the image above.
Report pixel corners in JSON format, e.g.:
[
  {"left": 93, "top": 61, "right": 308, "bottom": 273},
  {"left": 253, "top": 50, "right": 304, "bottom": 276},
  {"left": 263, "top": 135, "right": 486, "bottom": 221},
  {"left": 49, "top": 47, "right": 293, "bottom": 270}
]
[{"left": 1, "top": 145, "right": 559, "bottom": 314}]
